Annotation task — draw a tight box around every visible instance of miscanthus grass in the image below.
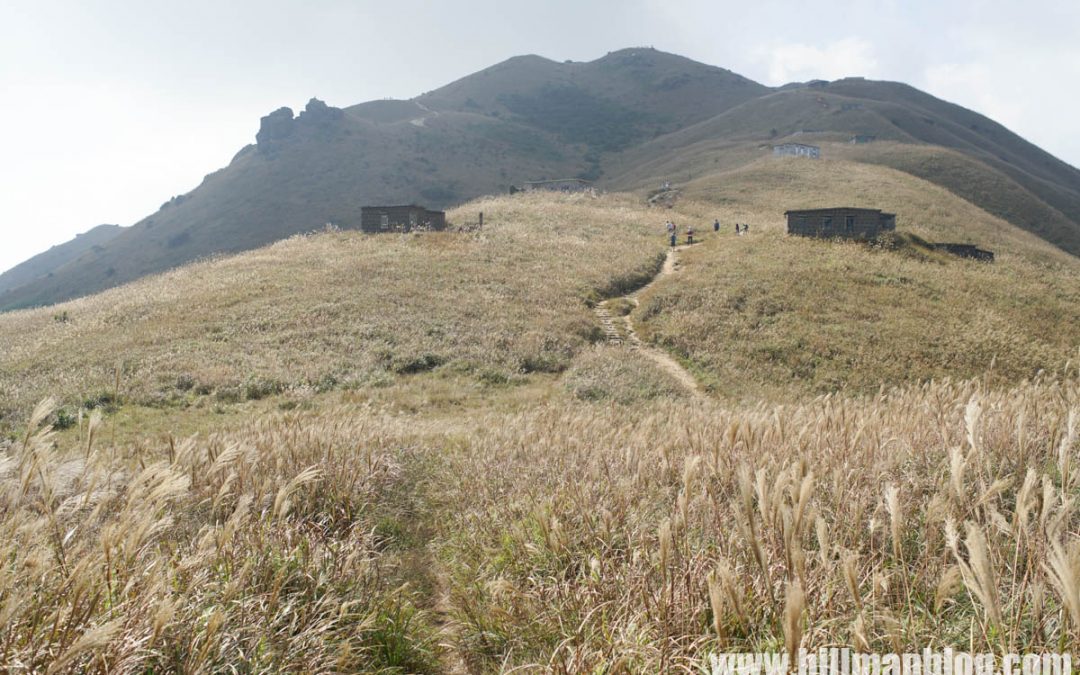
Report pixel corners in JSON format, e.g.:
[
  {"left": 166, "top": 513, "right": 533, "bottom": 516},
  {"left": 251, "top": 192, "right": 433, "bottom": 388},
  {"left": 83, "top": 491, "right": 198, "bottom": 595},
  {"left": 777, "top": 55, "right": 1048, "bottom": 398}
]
[
  {"left": 430, "top": 371, "right": 1078, "bottom": 672},
  {"left": 1, "top": 368, "right": 1077, "bottom": 672},
  {"left": 0, "top": 187, "right": 1078, "bottom": 672},
  {"left": 0, "top": 401, "right": 443, "bottom": 672}
]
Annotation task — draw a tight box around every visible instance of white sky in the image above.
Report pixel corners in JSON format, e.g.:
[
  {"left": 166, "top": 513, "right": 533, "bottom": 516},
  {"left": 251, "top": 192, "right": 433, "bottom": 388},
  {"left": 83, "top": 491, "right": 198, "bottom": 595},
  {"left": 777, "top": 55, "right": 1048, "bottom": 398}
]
[{"left": 2, "top": 0, "right": 1078, "bottom": 274}]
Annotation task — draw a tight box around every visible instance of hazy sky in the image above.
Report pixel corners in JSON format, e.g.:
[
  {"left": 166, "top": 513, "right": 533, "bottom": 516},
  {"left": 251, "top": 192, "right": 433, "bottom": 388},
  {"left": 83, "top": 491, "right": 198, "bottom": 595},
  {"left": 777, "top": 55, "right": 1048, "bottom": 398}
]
[{"left": 2, "top": 0, "right": 1078, "bottom": 274}]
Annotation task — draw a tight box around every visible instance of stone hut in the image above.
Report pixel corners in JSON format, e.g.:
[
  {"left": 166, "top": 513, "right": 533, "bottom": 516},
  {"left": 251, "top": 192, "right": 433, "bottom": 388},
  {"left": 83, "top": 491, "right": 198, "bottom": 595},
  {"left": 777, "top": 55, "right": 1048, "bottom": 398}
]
[
  {"left": 522, "top": 179, "right": 593, "bottom": 193},
  {"left": 360, "top": 205, "right": 446, "bottom": 233},
  {"left": 786, "top": 207, "right": 896, "bottom": 239},
  {"left": 772, "top": 143, "right": 820, "bottom": 159}
]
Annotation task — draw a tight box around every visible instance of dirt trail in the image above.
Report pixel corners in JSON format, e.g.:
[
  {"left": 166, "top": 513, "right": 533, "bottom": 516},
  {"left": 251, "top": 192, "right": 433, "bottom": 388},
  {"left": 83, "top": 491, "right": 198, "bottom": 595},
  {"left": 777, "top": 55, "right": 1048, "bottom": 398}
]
[
  {"left": 431, "top": 571, "right": 469, "bottom": 674},
  {"left": 594, "top": 247, "right": 705, "bottom": 398}
]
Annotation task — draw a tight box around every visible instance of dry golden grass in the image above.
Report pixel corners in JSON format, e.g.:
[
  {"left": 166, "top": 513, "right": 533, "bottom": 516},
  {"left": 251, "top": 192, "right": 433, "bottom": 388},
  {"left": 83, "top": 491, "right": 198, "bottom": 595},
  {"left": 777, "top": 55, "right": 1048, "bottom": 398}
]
[
  {"left": 0, "top": 398, "right": 446, "bottom": 672},
  {"left": 632, "top": 158, "right": 1080, "bottom": 401},
  {"left": 1, "top": 183, "right": 1079, "bottom": 672},
  {"left": 672, "top": 155, "right": 1074, "bottom": 263},
  {"left": 0, "top": 193, "right": 665, "bottom": 426},
  {"left": 430, "top": 372, "right": 1080, "bottom": 671},
  {"left": 6, "top": 368, "right": 1075, "bottom": 671},
  {"left": 563, "top": 345, "right": 688, "bottom": 404}
]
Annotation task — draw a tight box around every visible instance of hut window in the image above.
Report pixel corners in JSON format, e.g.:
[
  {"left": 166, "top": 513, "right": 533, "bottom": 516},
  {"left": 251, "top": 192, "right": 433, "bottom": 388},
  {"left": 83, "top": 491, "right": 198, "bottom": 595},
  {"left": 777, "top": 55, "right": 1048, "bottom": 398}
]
[
  {"left": 846, "top": 216, "right": 855, "bottom": 232},
  {"left": 822, "top": 216, "right": 833, "bottom": 229}
]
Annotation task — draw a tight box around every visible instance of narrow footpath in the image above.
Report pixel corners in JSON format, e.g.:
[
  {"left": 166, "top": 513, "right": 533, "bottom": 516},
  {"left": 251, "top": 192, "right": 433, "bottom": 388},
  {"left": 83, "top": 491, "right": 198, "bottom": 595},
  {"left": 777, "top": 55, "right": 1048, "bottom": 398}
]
[{"left": 594, "top": 247, "right": 705, "bottom": 398}]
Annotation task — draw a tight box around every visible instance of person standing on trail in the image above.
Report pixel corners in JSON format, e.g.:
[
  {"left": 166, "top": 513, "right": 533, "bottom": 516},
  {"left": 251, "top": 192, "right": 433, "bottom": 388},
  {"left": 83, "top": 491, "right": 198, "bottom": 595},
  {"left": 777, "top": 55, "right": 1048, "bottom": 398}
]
[
  {"left": 670, "top": 231, "right": 677, "bottom": 247},
  {"left": 687, "top": 227, "right": 694, "bottom": 245},
  {"left": 734, "top": 222, "right": 740, "bottom": 235},
  {"left": 714, "top": 219, "right": 720, "bottom": 233}
]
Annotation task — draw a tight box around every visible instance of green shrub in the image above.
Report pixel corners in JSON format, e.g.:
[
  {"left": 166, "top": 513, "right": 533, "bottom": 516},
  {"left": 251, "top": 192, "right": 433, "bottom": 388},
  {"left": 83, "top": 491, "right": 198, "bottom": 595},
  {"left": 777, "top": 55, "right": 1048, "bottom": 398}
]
[
  {"left": 53, "top": 408, "right": 77, "bottom": 431},
  {"left": 244, "top": 379, "right": 283, "bottom": 401},
  {"left": 393, "top": 353, "right": 447, "bottom": 375},
  {"left": 82, "top": 392, "right": 118, "bottom": 411}
]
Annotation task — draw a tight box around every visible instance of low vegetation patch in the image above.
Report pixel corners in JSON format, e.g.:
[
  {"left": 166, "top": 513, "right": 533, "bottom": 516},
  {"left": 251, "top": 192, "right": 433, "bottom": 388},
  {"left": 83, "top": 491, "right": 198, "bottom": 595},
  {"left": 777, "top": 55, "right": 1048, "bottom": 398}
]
[{"left": 563, "top": 345, "right": 688, "bottom": 404}]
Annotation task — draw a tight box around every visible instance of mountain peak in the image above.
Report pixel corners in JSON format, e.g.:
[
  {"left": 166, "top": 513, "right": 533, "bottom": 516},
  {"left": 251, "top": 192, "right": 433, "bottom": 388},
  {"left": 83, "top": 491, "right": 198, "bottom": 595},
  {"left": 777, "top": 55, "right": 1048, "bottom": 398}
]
[{"left": 2, "top": 47, "right": 1077, "bottom": 311}]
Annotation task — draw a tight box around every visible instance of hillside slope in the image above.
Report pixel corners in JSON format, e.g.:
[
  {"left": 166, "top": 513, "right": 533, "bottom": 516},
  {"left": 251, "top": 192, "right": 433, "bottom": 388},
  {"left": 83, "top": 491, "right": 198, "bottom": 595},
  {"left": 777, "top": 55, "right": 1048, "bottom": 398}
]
[
  {"left": 635, "top": 158, "right": 1079, "bottom": 399},
  {"left": 0, "top": 193, "right": 666, "bottom": 421},
  {"left": 0, "top": 100, "right": 583, "bottom": 311},
  {"left": 607, "top": 80, "right": 1080, "bottom": 254},
  {"left": 1, "top": 189, "right": 1078, "bottom": 671},
  {"left": 0, "top": 48, "right": 766, "bottom": 312},
  {"left": 417, "top": 49, "right": 768, "bottom": 151},
  {"left": 2, "top": 175, "right": 1077, "bottom": 423},
  {"left": 0, "top": 224, "right": 122, "bottom": 297},
  {"left": 3, "top": 49, "right": 1079, "bottom": 311}
]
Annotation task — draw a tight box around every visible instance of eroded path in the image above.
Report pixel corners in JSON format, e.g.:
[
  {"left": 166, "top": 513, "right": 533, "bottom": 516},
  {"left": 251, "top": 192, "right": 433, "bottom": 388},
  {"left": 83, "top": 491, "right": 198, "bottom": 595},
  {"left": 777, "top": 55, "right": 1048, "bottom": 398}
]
[{"left": 594, "top": 246, "right": 705, "bottom": 398}]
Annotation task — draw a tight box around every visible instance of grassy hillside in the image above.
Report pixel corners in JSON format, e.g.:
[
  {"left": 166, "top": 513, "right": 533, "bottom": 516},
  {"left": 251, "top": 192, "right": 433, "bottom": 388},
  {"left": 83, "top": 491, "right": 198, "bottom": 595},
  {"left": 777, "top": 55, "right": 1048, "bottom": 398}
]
[
  {"left": 0, "top": 48, "right": 769, "bottom": 313},
  {"left": 837, "top": 142, "right": 1080, "bottom": 252},
  {"left": 3, "top": 166, "right": 1076, "bottom": 420},
  {"left": 632, "top": 159, "right": 1080, "bottom": 400},
  {"left": 0, "top": 193, "right": 664, "bottom": 423},
  {"left": 419, "top": 48, "right": 768, "bottom": 149},
  {"left": 0, "top": 103, "right": 585, "bottom": 311},
  {"left": 1, "top": 190, "right": 1079, "bottom": 670},
  {"left": 606, "top": 82, "right": 1080, "bottom": 255}
]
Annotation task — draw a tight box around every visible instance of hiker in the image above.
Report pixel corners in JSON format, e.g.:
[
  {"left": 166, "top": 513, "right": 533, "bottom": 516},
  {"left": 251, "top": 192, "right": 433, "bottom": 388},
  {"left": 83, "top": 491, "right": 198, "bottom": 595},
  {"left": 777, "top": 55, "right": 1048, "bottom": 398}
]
[
  {"left": 744, "top": 223, "right": 750, "bottom": 234},
  {"left": 734, "top": 222, "right": 740, "bottom": 235},
  {"left": 714, "top": 219, "right": 720, "bottom": 233},
  {"left": 687, "top": 227, "right": 694, "bottom": 245},
  {"left": 670, "top": 231, "right": 677, "bottom": 247}
]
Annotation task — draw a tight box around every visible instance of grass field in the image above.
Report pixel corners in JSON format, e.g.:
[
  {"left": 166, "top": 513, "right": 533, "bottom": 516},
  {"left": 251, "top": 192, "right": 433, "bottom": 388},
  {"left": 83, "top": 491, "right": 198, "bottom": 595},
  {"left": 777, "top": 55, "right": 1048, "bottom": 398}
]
[
  {"left": 3, "top": 367, "right": 1077, "bottom": 671},
  {"left": 1, "top": 186, "right": 1078, "bottom": 672},
  {"left": 0, "top": 193, "right": 665, "bottom": 426},
  {"left": 634, "top": 158, "right": 1080, "bottom": 400}
]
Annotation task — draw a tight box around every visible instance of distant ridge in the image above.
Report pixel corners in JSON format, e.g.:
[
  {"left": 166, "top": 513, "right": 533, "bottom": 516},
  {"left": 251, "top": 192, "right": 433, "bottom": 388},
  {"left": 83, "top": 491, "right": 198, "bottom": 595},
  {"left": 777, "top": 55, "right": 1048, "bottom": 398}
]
[{"left": 0, "top": 224, "right": 122, "bottom": 299}]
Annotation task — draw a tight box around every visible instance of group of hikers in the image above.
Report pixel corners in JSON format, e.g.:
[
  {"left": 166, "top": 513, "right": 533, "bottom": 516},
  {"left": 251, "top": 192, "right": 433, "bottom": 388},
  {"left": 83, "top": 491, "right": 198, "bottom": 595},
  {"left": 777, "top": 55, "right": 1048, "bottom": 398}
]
[{"left": 665, "top": 219, "right": 750, "bottom": 246}]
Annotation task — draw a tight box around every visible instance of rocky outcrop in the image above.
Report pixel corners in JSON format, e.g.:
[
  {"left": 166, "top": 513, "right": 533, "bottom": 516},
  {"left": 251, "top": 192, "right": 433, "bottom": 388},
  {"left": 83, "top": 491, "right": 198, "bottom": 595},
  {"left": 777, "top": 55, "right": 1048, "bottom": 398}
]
[
  {"left": 255, "top": 107, "right": 295, "bottom": 151},
  {"left": 255, "top": 100, "right": 342, "bottom": 153},
  {"left": 298, "top": 98, "right": 343, "bottom": 125}
]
